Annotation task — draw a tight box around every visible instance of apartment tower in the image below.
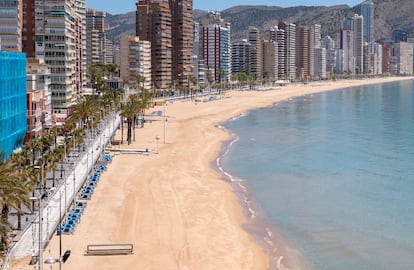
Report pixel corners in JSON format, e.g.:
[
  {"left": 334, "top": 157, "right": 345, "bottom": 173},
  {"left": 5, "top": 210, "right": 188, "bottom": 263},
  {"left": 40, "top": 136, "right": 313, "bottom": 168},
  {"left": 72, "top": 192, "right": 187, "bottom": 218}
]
[
  {"left": 296, "top": 25, "right": 314, "bottom": 80},
  {"left": 232, "top": 39, "right": 250, "bottom": 74},
  {"left": 248, "top": 27, "right": 263, "bottom": 80},
  {"left": 262, "top": 40, "right": 278, "bottom": 81},
  {"left": 361, "top": 0, "right": 374, "bottom": 43},
  {"left": 86, "top": 9, "right": 106, "bottom": 69},
  {"left": 22, "top": 0, "right": 86, "bottom": 119},
  {"left": 120, "top": 35, "right": 152, "bottom": 89},
  {"left": 353, "top": 14, "right": 364, "bottom": 74},
  {"left": 169, "top": 0, "right": 193, "bottom": 86},
  {"left": 202, "top": 23, "right": 231, "bottom": 83},
  {"left": 136, "top": 0, "right": 193, "bottom": 89},
  {"left": 0, "top": 0, "right": 22, "bottom": 52},
  {"left": 278, "top": 22, "right": 296, "bottom": 80}
]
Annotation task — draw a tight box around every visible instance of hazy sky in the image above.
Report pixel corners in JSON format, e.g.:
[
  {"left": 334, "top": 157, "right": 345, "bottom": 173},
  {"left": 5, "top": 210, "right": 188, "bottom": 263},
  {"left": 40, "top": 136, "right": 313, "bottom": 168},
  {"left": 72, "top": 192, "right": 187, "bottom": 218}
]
[{"left": 85, "top": 0, "right": 363, "bottom": 15}]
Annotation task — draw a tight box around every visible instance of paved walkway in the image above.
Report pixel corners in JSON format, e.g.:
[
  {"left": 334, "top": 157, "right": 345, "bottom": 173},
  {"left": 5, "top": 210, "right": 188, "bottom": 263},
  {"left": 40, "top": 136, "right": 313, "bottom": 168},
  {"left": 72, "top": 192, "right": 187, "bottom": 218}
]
[{"left": 1, "top": 113, "right": 121, "bottom": 269}]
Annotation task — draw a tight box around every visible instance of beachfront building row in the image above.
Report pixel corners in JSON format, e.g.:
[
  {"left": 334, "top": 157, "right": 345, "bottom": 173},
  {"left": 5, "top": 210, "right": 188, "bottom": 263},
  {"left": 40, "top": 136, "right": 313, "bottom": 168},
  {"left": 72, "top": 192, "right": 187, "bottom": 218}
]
[
  {"left": 0, "top": 1, "right": 115, "bottom": 121},
  {"left": 225, "top": 1, "right": 413, "bottom": 82},
  {"left": 136, "top": 0, "right": 193, "bottom": 89}
]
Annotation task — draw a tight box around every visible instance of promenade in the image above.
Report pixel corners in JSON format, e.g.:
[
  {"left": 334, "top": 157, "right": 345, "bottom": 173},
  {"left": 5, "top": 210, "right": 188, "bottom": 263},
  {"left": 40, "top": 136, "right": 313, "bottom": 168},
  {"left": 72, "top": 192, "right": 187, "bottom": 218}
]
[{"left": 1, "top": 112, "right": 121, "bottom": 270}]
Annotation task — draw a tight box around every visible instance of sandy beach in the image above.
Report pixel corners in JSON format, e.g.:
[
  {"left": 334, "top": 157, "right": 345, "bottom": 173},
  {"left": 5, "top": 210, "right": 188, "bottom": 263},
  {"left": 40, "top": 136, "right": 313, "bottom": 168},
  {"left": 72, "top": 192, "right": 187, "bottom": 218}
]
[{"left": 10, "top": 77, "right": 414, "bottom": 270}]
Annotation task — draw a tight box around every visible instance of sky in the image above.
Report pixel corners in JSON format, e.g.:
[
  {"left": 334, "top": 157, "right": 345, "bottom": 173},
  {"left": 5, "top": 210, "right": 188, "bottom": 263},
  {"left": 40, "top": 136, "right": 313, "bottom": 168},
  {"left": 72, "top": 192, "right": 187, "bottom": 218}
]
[{"left": 85, "top": 0, "right": 363, "bottom": 15}]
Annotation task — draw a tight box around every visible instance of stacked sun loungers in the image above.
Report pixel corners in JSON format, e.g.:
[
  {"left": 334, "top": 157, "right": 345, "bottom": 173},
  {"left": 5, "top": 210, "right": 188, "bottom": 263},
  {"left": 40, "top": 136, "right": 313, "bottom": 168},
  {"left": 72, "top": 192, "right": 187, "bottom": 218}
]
[
  {"left": 60, "top": 154, "right": 113, "bottom": 235},
  {"left": 60, "top": 206, "right": 86, "bottom": 234}
]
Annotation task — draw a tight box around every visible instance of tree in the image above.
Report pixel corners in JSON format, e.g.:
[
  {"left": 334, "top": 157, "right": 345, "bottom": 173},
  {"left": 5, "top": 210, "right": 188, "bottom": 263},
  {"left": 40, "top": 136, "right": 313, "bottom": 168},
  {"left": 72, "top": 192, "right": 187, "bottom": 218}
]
[
  {"left": 70, "top": 95, "right": 100, "bottom": 131},
  {"left": 0, "top": 154, "right": 31, "bottom": 247},
  {"left": 138, "top": 88, "right": 153, "bottom": 128},
  {"left": 120, "top": 95, "right": 139, "bottom": 145}
]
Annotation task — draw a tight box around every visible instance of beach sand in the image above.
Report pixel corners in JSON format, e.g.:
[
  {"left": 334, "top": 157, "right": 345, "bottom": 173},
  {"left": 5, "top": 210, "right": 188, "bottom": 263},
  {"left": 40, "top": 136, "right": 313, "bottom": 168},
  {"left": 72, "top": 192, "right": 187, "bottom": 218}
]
[{"left": 10, "top": 77, "right": 413, "bottom": 270}]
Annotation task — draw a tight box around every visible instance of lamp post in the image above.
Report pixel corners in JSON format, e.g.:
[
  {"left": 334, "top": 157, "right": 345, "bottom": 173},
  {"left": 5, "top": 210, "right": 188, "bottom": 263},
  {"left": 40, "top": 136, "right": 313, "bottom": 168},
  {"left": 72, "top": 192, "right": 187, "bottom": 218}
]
[
  {"left": 155, "top": 135, "right": 160, "bottom": 154},
  {"left": 163, "top": 101, "right": 166, "bottom": 144},
  {"left": 29, "top": 195, "right": 43, "bottom": 270}
]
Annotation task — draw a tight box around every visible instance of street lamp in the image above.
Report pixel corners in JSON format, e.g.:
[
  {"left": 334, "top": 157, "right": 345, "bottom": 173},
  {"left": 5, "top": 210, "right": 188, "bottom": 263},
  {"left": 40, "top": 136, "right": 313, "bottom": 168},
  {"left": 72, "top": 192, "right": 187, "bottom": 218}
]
[
  {"left": 155, "top": 135, "right": 160, "bottom": 154},
  {"left": 163, "top": 101, "right": 166, "bottom": 144},
  {"left": 44, "top": 189, "right": 69, "bottom": 270},
  {"left": 29, "top": 196, "right": 43, "bottom": 270},
  {"left": 44, "top": 249, "right": 71, "bottom": 270}
]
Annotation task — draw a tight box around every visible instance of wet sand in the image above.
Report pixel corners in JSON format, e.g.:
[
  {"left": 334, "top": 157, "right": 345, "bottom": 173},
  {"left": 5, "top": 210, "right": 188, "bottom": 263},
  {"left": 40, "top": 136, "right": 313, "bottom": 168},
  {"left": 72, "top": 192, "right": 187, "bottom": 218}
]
[{"left": 10, "top": 77, "right": 414, "bottom": 270}]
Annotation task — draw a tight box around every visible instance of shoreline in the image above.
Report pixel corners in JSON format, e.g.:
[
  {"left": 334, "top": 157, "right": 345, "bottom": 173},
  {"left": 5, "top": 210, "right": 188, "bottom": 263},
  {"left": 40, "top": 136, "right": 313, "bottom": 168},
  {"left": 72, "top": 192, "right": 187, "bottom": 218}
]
[{"left": 10, "top": 76, "right": 414, "bottom": 270}]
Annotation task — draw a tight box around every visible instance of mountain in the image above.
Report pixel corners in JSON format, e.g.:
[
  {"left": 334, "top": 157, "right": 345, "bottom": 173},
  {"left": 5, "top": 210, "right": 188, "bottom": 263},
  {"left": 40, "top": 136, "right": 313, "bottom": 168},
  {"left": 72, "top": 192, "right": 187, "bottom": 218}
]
[
  {"left": 105, "top": 0, "right": 414, "bottom": 43},
  {"left": 106, "top": 11, "right": 136, "bottom": 42}
]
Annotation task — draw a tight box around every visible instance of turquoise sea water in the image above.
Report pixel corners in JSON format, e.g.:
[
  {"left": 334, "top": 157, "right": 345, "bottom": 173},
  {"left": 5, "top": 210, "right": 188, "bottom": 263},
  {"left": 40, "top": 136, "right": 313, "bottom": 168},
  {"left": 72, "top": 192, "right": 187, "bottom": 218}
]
[{"left": 220, "top": 80, "right": 414, "bottom": 270}]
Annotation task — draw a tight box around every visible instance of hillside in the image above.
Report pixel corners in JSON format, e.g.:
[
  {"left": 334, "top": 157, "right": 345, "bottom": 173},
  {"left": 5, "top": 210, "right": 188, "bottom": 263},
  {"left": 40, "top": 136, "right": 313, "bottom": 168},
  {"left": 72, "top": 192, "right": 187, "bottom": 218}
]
[{"left": 105, "top": 0, "right": 414, "bottom": 42}]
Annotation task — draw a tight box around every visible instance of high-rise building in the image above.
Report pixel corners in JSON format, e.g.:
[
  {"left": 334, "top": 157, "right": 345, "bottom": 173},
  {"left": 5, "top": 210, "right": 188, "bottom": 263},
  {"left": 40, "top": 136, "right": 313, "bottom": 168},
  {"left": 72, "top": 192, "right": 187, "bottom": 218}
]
[
  {"left": 136, "top": 0, "right": 172, "bottom": 89},
  {"left": 86, "top": 9, "right": 106, "bottom": 70},
  {"left": 361, "top": 0, "right": 374, "bottom": 43},
  {"left": 296, "top": 25, "right": 314, "bottom": 80},
  {"left": 193, "top": 21, "right": 205, "bottom": 84},
  {"left": 392, "top": 28, "right": 409, "bottom": 43},
  {"left": 202, "top": 23, "right": 231, "bottom": 83},
  {"left": 22, "top": 0, "right": 87, "bottom": 120},
  {"left": 275, "top": 27, "right": 286, "bottom": 79},
  {"left": 170, "top": 0, "right": 193, "bottom": 86},
  {"left": 262, "top": 40, "right": 278, "bottom": 81},
  {"left": 74, "top": 0, "right": 87, "bottom": 95},
  {"left": 136, "top": 0, "right": 193, "bottom": 89},
  {"left": 338, "top": 29, "right": 354, "bottom": 73},
  {"left": 382, "top": 44, "right": 391, "bottom": 74},
  {"left": 104, "top": 38, "right": 114, "bottom": 64},
  {"left": 278, "top": 22, "right": 296, "bottom": 80},
  {"left": 119, "top": 35, "right": 152, "bottom": 90},
  {"left": 313, "top": 24, "right": 321, "bottom": 49},
  {"left": 369, "top": 42, "right": 382, "bottom": 74},
  {"left": 0, "top": 51, "right": 27, "bottom": 159},
  {"left": 314, "top": 48, "right": 327, "bottom": 79},
  {"left": 232, "top": 39, "right": 250, "bottom": 74},
  {"left": 0, "top": 0, "right": 22, "bottom": 52},
  {"left": 353, "top": 14, "right": 364, "bottom": 74},
  {"left": 199, "top": 11, "right": 230, "bottom": 84},
  {"left": 393, "top": 42, "right": 413, "bottom": 75},
  {"left": 248, "top": 27, "right": 263, "bottom": 79}
]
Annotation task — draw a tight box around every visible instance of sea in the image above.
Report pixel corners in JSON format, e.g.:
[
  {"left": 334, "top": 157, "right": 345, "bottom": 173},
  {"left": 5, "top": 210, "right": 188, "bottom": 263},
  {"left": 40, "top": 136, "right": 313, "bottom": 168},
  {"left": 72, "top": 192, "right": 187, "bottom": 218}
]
[{"left": 218, "top": 80, "right": 414, "bottom": 270}]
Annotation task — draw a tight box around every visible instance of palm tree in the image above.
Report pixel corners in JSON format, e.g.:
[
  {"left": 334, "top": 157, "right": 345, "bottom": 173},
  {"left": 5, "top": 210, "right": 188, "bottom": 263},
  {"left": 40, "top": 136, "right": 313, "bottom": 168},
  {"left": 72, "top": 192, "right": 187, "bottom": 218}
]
[
  {"left": 138, "top": 88, "right": 153, "bottom": 128},
  {"left": 47, "top": 126, "right": 59, "bottom": 148},
  {"left": 120, "top": 95, "right": 139, "bottom": 145},
  {"left": 70, "top": 95, "right": 100, "bottom": 131},
  {"left": 0, "top": 154, "right": 31, "bottom": 247},
  {"left": 87, "top": 64, "right": 104, "bottom": 96},
  {"left": 26, "top": 138, "right": 42, "bottom": 165}
]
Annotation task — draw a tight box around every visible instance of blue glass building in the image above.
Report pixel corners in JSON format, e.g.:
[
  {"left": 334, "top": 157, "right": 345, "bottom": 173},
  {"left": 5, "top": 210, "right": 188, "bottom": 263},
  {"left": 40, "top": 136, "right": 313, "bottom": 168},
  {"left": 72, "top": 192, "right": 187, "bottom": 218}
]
[{"left": 0, "top": 51, "right": 27, "bottom": 160}]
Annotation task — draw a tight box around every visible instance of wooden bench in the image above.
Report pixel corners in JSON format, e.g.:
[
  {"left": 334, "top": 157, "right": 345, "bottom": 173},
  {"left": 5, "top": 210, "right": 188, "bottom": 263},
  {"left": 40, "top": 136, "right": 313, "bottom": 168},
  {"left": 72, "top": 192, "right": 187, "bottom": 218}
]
[{"left": 84, "top": 244, "right": 134, "bottom": 256}]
